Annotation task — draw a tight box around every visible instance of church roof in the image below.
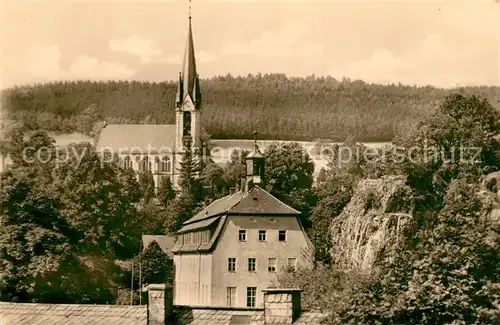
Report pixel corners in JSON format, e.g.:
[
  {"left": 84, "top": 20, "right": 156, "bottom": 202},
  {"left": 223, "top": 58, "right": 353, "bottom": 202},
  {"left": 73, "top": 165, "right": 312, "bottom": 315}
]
[
  {"left": 96, "top": 124, "right": 176, "bottom": 154},
  {"left": 0, "top": 302, "right": 147, "bottom": 325},
  {"left": 182, "top": 185, "right": 300, "bottom": 227}
]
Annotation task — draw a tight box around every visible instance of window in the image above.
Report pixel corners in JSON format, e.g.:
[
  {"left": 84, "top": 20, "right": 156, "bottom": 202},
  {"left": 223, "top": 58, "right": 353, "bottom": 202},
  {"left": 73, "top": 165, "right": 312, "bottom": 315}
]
[
  {"left": 227, "top": 287, "right": 236, "bottom": 307},
  {"left": 259, "top": 230, "right": 266, "bottom": 241},
  {"left": 248, "top": 258, "right": 256, "bottom": 272},
  {"left": 246, "top": 287, "right": 257, "bottom": 307},
  {"left": 123, "top": 156, "right": 133, "bottom": 169},
  {"left": 239, "top": 230, "right": 247, "bottom": 241},
  {"left": 287, "top": 258, "right": 297, "bottom": 271},
  {"left": 183, "top": 112, "right": 191, "bottom": 136},
  {"left": 278, "top": 230, "right": 286, "bottom": 241},
  {"left": 159, "top": 156, "right": 171, "bottom": 172},
  {"left": 228, "top": 258, "right": 236, "bottom": 272},
  {"left": 268, "top": 258, "right": 277, "bottom": 272},
  {"left": 140, "top": 156, "right": 150, "bottom": 171}
]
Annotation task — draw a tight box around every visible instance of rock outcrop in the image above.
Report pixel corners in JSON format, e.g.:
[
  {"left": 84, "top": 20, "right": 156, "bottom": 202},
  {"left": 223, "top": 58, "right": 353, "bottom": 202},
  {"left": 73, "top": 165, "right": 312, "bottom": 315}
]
[
  {"left": 480, "top": 171, "right": 500, "bottom": 223},
  {"left": 330, "top": 175, "right": 414, "bottom": 273}
]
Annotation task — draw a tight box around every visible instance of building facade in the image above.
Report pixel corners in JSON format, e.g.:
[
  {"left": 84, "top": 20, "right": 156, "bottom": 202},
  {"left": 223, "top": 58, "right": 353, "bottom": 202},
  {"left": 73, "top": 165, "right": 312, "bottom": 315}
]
[
  {"left": 171, "top": 142, "right": 314, "bottom": 308},
  {"left": 96, "top": 14, "right": 203, "bottom": 190}
]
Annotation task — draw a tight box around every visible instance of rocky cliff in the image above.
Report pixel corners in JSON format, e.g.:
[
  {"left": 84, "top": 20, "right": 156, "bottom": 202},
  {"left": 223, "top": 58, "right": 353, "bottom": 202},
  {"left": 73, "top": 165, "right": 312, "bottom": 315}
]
[
  {"left": 330, "top": 175, "right": 414, "bottom": 273},
  {"left": 480, "top": 171, "right": 500, "bottom": 223}
]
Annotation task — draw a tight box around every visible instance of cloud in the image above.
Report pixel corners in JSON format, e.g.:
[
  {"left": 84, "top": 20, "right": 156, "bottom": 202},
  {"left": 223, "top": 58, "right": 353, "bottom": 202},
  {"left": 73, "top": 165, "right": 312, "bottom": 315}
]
[
  {"left": 23, "top": 44, "right": 135, "bottom": 84},
  {"left": 331, "top": 33, "right": 498, "bottom": 87},
  {"left": 109, "top": 34, "right": 162, "bottom": 63},
  {"left": 69, "top": 55, "right": 135, "bottom": 79},
  {"left": 222, "top": 21, "right": 323, "bottom": 58},
  {"left": 153, "top": 51, "right": 218, "bottom": 65},
  {"left": 197, "top": 51, "right": 218, "bottom": 63}
]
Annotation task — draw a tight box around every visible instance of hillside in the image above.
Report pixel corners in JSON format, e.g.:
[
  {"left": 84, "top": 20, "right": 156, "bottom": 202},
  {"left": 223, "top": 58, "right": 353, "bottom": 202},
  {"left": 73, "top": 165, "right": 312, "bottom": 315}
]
[{"left": 2, "top": 74, "right": 500, "bottom": 141}]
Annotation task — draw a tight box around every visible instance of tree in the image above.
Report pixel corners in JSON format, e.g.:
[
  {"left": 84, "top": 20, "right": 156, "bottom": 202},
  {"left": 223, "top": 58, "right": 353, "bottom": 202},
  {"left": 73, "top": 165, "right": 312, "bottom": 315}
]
[
  {"left": 200, "top": 160, "right": 226, "bottom": 200},
  {"left": 177, "top": 137, "right": 202, "bottom": 200},
  {"left": 157, "top": 176, "right": 176, "bottom": 207},
  {"left": 222, "top": 149, "right": 249, "bottom": 189},
  {"left": 0, "top": 132, "right": 143, "bottom": 303},
  {"left": 325, "top": 93, "right": 500, "bottom": 324},
  {"left": 163, "top": 194, "right": 199, "bottom": 234},
  {"left": 78, "top": 104, "right": 99, "bottom": 136},
  {"left": 138, "top": 170, "right": 155, "bottom": 203},
  {"left": 139, "top": 242, "right": 173, "bottom": 286},
  {"left": 264, "top": 142, "right": 316, "bottom": 222}
]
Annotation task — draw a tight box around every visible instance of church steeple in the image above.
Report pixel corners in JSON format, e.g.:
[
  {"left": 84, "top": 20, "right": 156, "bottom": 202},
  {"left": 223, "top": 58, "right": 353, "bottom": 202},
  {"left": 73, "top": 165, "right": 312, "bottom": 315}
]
[{"left": 175, "top": 2, "right": 202, "bottom": 110}]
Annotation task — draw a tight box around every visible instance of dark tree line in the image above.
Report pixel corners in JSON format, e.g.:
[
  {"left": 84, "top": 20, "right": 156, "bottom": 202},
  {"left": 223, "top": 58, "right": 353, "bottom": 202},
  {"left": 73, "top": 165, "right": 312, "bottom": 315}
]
[{"left": 3, "top": 75, "right": 499, "bottom": 141}]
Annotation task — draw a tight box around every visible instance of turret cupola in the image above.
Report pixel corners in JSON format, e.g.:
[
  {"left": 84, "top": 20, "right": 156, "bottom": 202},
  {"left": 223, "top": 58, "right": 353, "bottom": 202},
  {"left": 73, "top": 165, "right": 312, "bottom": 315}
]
[{"left": 246, "top": 131, "right": 265, "bottom": 189}]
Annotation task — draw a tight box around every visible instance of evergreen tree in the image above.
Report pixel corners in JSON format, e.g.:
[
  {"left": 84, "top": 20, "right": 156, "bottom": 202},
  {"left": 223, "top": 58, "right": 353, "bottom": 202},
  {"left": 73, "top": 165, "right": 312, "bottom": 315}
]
[
  {"left": 139, "top": 242, "right": 173, "bottom": 286},
  {"left": 177, "top": 137, "right": 202, "bottom": 201},
  {"left": 157, "top": 176, "right": 176, "bottom": 207},
  {"left": 138, "top": 171, "right": 155, "bottom": 203}
]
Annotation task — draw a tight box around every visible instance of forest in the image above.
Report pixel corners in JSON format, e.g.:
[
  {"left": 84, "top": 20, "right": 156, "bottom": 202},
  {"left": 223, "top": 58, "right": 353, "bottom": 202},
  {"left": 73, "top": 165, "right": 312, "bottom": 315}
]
[
  {"left": 2, "top": 74, "right": 500, "bottom": 142},
  {"left": 0, "top": 92, "right": 499, "bottom": 324}
]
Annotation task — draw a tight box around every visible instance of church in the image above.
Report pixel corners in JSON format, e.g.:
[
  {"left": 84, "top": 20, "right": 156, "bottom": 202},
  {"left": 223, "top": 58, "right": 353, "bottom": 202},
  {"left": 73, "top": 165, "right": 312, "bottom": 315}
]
[
  {"left": 121, "top": 9, "right": 315, "bottom": 309},
  {"left": 96, "top": 12, "right": 203, "bottom": 189}
]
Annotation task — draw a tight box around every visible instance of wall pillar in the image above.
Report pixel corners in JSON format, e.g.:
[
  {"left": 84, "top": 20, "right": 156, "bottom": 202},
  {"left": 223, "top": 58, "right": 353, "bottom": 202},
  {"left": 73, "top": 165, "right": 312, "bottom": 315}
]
[
  {"left": 262, "top": 288, "right": 303, "bottom": 324},
  {"left": 146, "top": 283, "right": 173, "bottom": 325}
]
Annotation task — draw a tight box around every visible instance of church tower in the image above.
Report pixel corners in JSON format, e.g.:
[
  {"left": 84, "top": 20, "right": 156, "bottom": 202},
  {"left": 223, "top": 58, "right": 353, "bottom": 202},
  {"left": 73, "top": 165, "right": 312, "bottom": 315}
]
[{"left": 175, "top": 7, "right": 202, "bottom": 152}]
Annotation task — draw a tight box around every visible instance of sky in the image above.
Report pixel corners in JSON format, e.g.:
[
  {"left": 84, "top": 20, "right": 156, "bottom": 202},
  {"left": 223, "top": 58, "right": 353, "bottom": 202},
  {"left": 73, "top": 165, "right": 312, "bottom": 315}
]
[{"left": 1, "top": 0, "right": 499, "bottom": 89}]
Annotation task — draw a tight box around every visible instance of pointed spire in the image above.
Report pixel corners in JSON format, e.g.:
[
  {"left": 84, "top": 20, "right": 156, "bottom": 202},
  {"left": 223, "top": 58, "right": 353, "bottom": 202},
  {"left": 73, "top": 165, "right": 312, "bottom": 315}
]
[{"left": 175, "top": 0, "right": 201, "bottom": 109}]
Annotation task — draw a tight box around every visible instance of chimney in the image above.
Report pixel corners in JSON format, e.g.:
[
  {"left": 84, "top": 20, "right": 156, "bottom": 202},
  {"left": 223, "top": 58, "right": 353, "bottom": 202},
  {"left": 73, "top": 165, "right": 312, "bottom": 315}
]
[
  {"left": 146, "top": 283, "right": 173, "bottom": 325},
  {"left": 262, "top": 288, "right": 303, "bottom": 324}
]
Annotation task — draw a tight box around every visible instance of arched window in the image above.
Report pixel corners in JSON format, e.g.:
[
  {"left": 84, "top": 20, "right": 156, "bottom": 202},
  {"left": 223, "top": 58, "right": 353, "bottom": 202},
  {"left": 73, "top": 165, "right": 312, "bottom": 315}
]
[
  {"left": 140, "top": 156, "right": 150, "bottom": 171},
  {"left": 123, "top": 156, "right": 133, "bottom": 169},
  {"left": 159, "top": 156, "right": 171, "bottom": 173}
]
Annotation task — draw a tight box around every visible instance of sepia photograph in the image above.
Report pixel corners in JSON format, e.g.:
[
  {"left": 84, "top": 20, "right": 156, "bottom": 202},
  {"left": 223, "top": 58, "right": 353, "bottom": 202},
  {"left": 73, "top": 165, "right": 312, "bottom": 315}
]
[{"left": 0, "top": 0, "right": 499, "bottom": 324}]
